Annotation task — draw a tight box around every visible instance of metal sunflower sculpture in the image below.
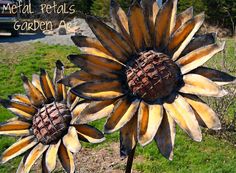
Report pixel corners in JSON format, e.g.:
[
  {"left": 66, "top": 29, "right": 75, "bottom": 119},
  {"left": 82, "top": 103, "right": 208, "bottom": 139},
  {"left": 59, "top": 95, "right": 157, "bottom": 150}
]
[
  {"left": 0, "top": 61, "right": 105, "bottom": 173},
  {"left": 61, "top": 0, "right": 236, "bottom": 172}
]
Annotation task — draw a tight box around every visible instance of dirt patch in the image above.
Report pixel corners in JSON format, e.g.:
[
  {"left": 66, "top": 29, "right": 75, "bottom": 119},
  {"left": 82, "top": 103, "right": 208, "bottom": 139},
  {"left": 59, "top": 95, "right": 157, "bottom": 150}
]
[
  {"left": 74, "top": 143, "right": 141, "bottom": 173},
  {"left": 200, "top": 23, "right": 232, "bottom": 38},
  {"left": 32, "top": 142, "right": 142, "bottom": 173}
]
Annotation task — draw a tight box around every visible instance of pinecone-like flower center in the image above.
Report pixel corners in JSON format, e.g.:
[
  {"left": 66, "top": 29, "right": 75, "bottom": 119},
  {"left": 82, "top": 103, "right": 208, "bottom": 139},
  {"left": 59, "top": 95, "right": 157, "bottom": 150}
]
[
  {"left": 126, "top": 50, "right": 181, "bottom": 102},
  {"left": 32, "top": 102, "right": 72, "bottom": 145}
]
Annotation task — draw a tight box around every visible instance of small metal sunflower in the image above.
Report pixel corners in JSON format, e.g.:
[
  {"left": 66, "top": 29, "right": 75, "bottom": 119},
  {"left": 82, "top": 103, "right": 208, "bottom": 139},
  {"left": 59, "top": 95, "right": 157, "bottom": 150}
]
[
  {"left": 0, "top": 61, "right": 105, "bottom": 173},
  {"left": 62, "top": 0, "right": 235, "bottom": 171}
]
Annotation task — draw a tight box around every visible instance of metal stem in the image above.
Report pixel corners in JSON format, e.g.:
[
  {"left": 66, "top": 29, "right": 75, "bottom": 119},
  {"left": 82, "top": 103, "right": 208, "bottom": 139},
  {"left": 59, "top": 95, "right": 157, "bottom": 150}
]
[{"left": 125, "top": 146, "right": 136, "bottom": 173}]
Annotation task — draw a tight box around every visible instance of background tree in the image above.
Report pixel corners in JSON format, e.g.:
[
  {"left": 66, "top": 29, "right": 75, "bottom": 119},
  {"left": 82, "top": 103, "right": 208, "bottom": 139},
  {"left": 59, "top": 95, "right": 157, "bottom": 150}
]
[
  {"left": 178, "top": 0, "right": 206, "bottom": 14},
  {"left": 204, "top": 0, "right": 236, "bottom": 35},
  {"left": 91, "top": 0, "right": 235, "bottom": 35},
  {"left": 74, "top": 0, "right": 93, "bottom": 14},
  {"left": 90, "top": 0, "right": 132, "bottom": 18}
]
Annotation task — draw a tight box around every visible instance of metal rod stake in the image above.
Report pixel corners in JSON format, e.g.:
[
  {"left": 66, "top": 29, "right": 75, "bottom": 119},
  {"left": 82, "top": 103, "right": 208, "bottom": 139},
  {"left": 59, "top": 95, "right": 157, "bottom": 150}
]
[{"left": 125, "top": 146, "right": 136, "bottom": 173}]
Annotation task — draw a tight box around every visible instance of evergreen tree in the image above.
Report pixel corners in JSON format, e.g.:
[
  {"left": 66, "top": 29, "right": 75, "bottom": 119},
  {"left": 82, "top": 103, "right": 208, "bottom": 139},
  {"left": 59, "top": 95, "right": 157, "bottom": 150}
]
[
  {"left": 178, "top": 0, "right": 206, "bottom": 14},
  {"left": 91, "top": 0, "right": 110, "bottom": 18},
  {"left": 90, "top": 0, "right": 132, "bottom": 19},
  {"left": 74, "top": 0, "right": 93, "bottom": 14},
  {"left": 204, "top": 0, "right": 235, "bottom": 34}
]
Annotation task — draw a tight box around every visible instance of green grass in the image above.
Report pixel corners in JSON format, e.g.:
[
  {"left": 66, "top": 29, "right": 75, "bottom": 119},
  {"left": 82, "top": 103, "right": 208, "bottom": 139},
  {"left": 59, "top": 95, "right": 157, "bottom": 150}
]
[
  {"left": 205, "top": 39, "right": 236, "bottom": 123},
  {"left": 135, "top": 129, "right": 236, "bottom": 173},
  {"left": 0, "top": 40, "right": 235, "bottom": 172},
  {"left": 206, "top": 39, "right": 236, "bottom": 72}
]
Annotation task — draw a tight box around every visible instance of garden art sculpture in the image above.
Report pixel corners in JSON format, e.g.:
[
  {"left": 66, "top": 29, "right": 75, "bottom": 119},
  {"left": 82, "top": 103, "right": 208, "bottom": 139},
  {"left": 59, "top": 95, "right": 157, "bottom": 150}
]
[{"left": 0, "top": 0, "right": 235, "bottom": 172}]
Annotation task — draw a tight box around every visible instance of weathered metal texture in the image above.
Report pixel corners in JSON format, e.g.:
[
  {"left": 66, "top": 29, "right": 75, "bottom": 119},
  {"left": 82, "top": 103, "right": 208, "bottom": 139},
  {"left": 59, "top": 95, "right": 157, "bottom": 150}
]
[
  {"left": 126, "top": 50, "right": 180, "bottom": 102},
  {"left": 32, "top": 102, "right": 71, "bottom": 145}
]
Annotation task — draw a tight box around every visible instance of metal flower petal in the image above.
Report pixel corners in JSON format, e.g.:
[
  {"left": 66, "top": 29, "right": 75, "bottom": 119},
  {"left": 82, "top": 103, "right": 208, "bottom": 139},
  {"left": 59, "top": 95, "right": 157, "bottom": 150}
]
[
  {"left": 64, "top": 0, "right": 235, "bottom": 171},
  {"left": 0, "top": 61, "right": 105, "bottom": 173}
]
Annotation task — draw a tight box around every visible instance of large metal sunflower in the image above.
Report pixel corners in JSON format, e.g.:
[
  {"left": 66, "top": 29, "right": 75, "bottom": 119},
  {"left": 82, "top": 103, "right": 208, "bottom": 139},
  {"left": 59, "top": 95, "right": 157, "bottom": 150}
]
[
  {"left": 62, "top": 0, "right": 235, "bottom": 168},
  {"left": 0, "top": 61, "right": 105, "bottom": 173}
]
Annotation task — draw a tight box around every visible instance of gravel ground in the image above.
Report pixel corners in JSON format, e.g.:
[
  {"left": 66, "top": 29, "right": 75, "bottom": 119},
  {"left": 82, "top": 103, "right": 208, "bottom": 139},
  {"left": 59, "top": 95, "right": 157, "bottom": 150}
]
[
  {"left": 0, "top": 18, "right": 95, "bottom": 46},
  {"left": 37, "top": 34, "right": 75, "bottom": 46}
]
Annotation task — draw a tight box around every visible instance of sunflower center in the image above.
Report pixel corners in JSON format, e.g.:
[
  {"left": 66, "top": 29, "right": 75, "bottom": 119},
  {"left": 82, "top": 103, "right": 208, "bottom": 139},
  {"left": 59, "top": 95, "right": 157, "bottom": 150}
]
[
  {"left": 125, "top": 50, "right": 181, "bottom": 102},
  {"left": 32, "top": 102, "right": 72, "bottom": 145}
]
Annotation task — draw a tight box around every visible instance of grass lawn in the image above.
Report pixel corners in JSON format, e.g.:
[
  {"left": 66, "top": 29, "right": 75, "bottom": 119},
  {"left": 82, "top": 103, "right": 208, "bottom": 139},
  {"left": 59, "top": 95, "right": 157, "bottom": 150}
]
[{"left": 0, "top": 40, "right": 235, "bottom": 173}]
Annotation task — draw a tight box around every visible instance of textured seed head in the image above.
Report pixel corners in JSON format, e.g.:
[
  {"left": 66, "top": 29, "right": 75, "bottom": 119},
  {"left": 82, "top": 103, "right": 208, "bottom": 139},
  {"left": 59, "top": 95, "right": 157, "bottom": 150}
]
[
  {"left": 126, "top": 50, "right": 181, "bottom": 102},
  {"left": 32, "top": 102, "right": 71, "bottom": 145}
]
